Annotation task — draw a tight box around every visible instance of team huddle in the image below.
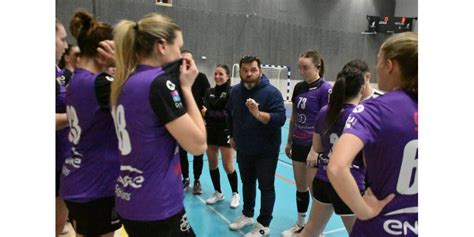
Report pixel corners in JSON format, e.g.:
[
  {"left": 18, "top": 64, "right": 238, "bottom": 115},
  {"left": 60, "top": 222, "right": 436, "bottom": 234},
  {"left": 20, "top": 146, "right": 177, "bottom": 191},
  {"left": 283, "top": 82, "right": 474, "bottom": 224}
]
[{"left": 56, "top": 9, "right": 418, "bottom": 237}]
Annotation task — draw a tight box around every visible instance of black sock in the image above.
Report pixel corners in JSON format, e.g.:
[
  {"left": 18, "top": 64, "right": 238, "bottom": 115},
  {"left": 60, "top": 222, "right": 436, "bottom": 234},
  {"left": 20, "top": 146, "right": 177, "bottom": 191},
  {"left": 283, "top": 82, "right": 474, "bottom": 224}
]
[
  {"left": 193, "top": 155, "right": 204, "bottom": 180},
  {"left": 179, "top": 147, "right": 189, "bottom": 179},
  {"left": 210, "top": 168, "right": 221, "bottom": 193},
  {"left": 296, "top": 191, "right": 310, "bottom": 213},
  {"left": 227, "top": 170, "right": 238, "bottom": 193}
]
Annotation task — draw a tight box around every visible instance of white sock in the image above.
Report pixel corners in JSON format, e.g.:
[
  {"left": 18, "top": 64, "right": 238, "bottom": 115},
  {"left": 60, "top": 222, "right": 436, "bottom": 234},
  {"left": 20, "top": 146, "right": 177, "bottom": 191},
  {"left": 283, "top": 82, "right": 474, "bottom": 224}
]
[{"left": 297, "top": 212, "right": 306, "bottom": 227}]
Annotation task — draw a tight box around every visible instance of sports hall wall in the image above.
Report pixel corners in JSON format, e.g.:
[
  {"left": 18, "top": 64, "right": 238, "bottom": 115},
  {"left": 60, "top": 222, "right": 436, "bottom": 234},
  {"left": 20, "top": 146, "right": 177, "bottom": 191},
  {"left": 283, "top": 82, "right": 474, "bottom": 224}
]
[{"left": 56, "top": 0, "right": 396, "bottom": 84}]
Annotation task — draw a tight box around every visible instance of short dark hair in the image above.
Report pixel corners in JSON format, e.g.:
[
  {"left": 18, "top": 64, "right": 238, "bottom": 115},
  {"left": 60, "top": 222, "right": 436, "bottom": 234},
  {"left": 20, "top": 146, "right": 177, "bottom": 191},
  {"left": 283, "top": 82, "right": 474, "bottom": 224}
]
[
  {"left": 343, "top": 59, "right": 369, "bottom": 74},
  {"left": 239, "top": 55, "right": 261, "bottom": 68}
]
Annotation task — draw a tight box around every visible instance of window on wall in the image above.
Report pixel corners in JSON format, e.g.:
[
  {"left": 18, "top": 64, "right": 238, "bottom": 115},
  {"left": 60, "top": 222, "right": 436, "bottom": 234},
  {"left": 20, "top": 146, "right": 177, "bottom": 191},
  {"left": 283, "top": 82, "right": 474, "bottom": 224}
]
[{"left": 156, "top": 0, "right": 172, "bottom": 7}]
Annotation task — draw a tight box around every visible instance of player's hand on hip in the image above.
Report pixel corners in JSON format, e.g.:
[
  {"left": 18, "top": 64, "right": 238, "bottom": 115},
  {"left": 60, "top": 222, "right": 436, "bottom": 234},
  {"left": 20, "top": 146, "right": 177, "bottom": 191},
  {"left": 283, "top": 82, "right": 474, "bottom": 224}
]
[{"left": 359, "top": 188, "right": 395, "bottom": 220}]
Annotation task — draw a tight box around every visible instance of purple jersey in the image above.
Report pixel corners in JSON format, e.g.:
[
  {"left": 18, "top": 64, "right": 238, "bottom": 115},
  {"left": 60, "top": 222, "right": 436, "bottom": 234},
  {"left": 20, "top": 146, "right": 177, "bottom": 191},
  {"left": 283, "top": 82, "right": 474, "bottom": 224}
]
[
  {"left": 114, "top": 61, "right": 187, "bottom": 221},
  {"left": 314, "top": 104, "right": 365, "bottom": 190},
  {"left": 56, "top": 66, "right": 62, "bottom": 78},
  {"left": 56, "top": 68, "right": 70, "bottom": 171},
  {"left": 291, "top": 79, "right": 332, "bottom": 146},
  {"left": 344, "top": 89, "right": 418, "bottom": 236},
  {"left": 60, "top": 68, "right": 120, "bottom": 202}
]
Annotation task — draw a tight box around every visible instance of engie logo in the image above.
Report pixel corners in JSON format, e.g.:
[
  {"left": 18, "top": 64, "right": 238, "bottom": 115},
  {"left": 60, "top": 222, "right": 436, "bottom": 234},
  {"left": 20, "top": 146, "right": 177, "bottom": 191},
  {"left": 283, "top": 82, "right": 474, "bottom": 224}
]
[
  {"left": 383, "top": 207, "right": 418, "bottom": 235},
  {"left": 383, "top": 219, "right": 418, "bottom": 235}
]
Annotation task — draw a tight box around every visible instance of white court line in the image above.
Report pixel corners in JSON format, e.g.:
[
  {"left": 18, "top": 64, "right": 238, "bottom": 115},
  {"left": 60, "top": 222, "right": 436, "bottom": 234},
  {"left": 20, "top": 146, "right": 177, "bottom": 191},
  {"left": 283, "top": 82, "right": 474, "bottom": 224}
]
[
  {"left": 323, "top": 227, "right": 346, "bottom": 235},
  {"left": 195, "top": 195, "right": 245, "bottom": 236},
  {"left": 277, "top": 159, "right": 293, "bottom": 168}
]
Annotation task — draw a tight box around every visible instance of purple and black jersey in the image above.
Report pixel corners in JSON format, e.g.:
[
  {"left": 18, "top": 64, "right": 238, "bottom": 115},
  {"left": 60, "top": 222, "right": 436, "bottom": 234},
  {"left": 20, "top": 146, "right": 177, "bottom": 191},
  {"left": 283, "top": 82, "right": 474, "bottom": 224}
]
[
  {"left": 203, "top": 83, "right": 231, "bottom": 129},
  {"left": 56, "top": 67, "right": 70, "bottom": 171},
  {"left": 291, "top": 79, "right": 332, "bottom": 146},
  {"left": 114, "top": 60, "right": 187, "bottom": 221},
  {"left": 314, "top": 104, "right": 365, "bottom": 190},
  {"left": 60, "top": 68, "right": 120, "bottom": 203},
  {"left": 344, "top": 89, "right": 418, "bottom": 236}
]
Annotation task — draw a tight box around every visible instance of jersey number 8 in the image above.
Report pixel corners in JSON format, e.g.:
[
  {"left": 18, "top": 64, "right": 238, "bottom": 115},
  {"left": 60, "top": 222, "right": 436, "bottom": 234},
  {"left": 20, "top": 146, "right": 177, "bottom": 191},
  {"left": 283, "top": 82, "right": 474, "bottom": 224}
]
[
  {"left": 67, "top": 105, "right": 81, "bottom": 145},
  {"left": 112, "top": 105, "right": 132, "bottom": 155}
]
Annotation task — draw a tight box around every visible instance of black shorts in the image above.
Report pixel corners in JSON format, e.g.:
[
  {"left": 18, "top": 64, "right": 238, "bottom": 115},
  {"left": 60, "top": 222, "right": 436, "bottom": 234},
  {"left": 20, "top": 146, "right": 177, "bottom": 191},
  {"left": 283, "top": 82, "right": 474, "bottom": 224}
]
[
  {"left": 291, "top": 143, "right": 311, "bottom": 163},
  {"left": 120, "top": 209, "right": 196, "bottom": 237},
  {"left": 207, "top": 127, "right": 230, "bottom": 147},
  {"left": 56, "top": 170, "right": 61, "bottom": 197},
  {"left": 65, "top": 197, "right": 121, "bottom": 236},
  {"left": 312, "top": 178, "right": 364, "bottom": 215}
]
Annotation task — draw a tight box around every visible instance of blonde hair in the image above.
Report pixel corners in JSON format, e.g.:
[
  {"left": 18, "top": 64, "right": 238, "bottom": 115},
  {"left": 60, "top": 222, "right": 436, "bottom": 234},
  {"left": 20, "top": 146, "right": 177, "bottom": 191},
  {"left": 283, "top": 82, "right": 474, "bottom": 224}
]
[
  {"left": 111, "top": 13, "right": 181, "bottom": 106},
  {"left": 380, "top": 32, "right": 418, "bottom": 96}
]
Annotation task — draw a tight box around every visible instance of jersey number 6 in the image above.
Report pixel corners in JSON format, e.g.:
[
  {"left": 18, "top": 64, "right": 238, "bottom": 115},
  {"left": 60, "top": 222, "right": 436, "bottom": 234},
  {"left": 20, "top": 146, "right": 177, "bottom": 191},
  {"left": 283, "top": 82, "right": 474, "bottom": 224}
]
[{"left": 397, "top": 139, "right": 418, "bottom": 195}]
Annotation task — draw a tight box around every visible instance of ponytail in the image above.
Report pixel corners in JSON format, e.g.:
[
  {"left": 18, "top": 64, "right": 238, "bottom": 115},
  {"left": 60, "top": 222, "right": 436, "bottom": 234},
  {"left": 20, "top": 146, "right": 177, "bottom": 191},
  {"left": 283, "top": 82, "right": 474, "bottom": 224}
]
[
  {"left": 323, "top": 68, "right": 364, "bottom": 135},
  {"left": 110, "top": 20, "right": 138, "bottom": 107},
  {"left": 323, "top": 77, "right": 345, "bottom": 135},
  {"left": 319, "top": 58, "right": 325, "bottom": 77}
]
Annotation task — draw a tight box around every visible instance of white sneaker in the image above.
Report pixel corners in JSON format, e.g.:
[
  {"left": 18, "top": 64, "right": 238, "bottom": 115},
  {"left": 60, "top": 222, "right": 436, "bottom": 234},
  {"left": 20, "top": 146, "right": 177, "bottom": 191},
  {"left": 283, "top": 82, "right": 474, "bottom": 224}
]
[
  {"left": 230, "top": 192, "right": 240, "bottom": 208},
  {"left": 244, "top": 222, "right": 270, "bottom": 237},
  {"left": 281, "top": 223, "right": 304, "bottom": 237},
  {"left": 229, "top": 214, "right": 254, "bottom": 230},
  {"left": 206, "top": 191, "right": 225, "bottom": 204}
]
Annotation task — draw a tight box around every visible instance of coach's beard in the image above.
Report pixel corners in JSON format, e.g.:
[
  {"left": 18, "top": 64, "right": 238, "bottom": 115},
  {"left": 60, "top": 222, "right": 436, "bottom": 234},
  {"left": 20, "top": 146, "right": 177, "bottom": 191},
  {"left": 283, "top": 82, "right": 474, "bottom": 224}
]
[
  {"left": 244, "top": 82, "right": 256, "bottom": 90},
  {"left": 243, "top": 77, "right": 260, "bottom": 90}
]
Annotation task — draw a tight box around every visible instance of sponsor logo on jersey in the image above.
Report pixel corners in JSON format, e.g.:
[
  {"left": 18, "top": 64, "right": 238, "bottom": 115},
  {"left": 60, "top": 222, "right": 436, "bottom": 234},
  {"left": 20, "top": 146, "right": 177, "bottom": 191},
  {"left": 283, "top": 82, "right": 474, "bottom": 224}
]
[
  {"left": 105, "top": 75, "right": 114, "bottom": 82},
  {"left": 170, "top": 90, "right": 183, "bottom": 108},
  {"left": 353, "top": 104, "right": 365, "bottom": 113},
  {"left": 345, "top": 115, "right": 357, "bottom": 129},
  {"left": 118, "top": 165, "right": 145, "bottom": 188},
  {"left": 166, "top": 80, "right": 176, "bottom": 91},
  {"left": 383, "top": 207, "right": 418, "bottom": 235},
  {"left": 58, "top": 76, "right": 67, "bottom": 86},
  {"left": 116, "top": 165, "right": 145, "bottom": 201},
  {"left": 297, "top": 114, "right": 307, "bottom": 124}
]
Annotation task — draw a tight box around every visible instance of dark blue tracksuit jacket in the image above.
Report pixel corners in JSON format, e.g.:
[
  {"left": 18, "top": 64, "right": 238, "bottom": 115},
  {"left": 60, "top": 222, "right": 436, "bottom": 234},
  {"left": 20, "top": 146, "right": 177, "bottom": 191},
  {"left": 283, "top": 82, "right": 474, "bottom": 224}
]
[{"left": 226, "top": 74, "right": 286, "bottom": 156}]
